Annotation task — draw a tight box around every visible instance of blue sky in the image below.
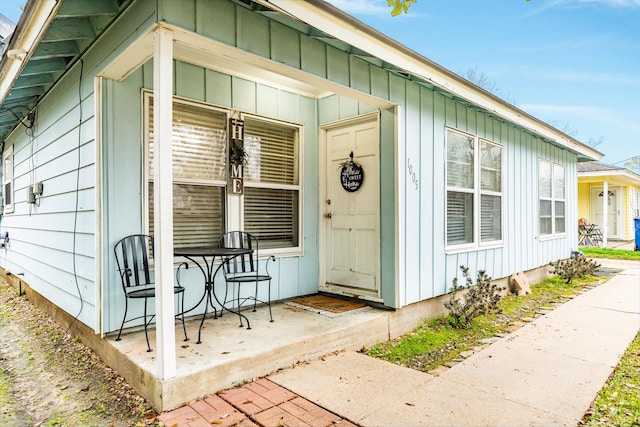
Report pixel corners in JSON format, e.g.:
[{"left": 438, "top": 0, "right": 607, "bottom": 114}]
[
  {"left": 328, "top": 0, "right": 640, "bottom": 167},
  {"left": 1, "top": 0, "right": 638, "bottom": 166}
]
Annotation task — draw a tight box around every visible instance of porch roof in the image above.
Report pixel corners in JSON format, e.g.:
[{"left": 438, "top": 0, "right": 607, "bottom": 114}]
[
  {"left": 0, "top": 0, "right": 602, "bottom": 162},
  {"left": 0, "top": 0, "right": 131, "bottom": 145},
  {"left": 578, "top": 161, "right": 640, "bottom": 186}
]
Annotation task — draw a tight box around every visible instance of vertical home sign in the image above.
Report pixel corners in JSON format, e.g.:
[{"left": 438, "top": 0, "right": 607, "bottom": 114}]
[{"left": 229, "top": 118, "right": 244, "bottom": 195}]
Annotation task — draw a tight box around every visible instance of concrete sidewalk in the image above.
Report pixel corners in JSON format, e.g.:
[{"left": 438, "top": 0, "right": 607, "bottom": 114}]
[
  {"left": 158, "top": 259, "right": 639, "bottom": 426},
  {"left": 270, "top": 260, "right": 640, "bottom": 426}
]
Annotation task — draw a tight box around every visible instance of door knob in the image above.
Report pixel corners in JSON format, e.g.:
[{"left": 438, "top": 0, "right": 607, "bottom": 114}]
[{"left": 324, "top": 213, "right": 332, "bottom": 218}]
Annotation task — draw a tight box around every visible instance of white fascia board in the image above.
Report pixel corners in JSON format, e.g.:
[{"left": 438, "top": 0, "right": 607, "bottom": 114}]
[
  {"left": 259, "top": 0, "right": 602, "bottom": 162},
  {"left": 98, "top": 30, "right": 155, "bottom": 81},
  {"left": 0, "top": 0, "right": 61, "bottom": 104},
  {"left": 579, "top": 170, "right": 640, "bottom": 186}
]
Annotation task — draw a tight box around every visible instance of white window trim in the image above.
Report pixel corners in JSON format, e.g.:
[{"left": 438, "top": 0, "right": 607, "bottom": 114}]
[
  {"left": 240, "top": 111, "right": 303, "bottom": 256},
  {"left": 538, "top": 159, "right": 566, "bottom": 239},
  {"left": 142, "top": 91, "right": 304, "bottom": 256},
  {"left": 2, "top": 145, "right": 13, "bottom": 214},
  {"left": 445, "top": 128, "right": 503, "bottom": 253}
]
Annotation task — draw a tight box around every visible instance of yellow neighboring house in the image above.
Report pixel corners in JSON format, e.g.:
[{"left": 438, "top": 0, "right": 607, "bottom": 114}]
[{"left": 577, "top": 162, "right": 640, "bottom": 243}]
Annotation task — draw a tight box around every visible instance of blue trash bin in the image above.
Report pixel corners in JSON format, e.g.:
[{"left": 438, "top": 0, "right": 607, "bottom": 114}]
[{"left": 635, "top": 218, "right": 640, "bottom": 251}]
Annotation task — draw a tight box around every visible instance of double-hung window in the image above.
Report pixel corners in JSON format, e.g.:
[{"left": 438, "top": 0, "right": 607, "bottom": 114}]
[
  {"left": 2, "top": 145, "right": 13, "bottom": 214},
  {"left": 446, "top": 128, "right": 502, "bottom": 248},
  {"left": 243, "top": 117, "right": 300, "bottom": 249},
  {"left": 144, "top": 93, "right": 301, "bottom": 251},
  {"left": 145, "top": 94, "right": 227, "bottom": 248},
  {"left": 539, "top": 160, "right": 565, "bottom": 236}
]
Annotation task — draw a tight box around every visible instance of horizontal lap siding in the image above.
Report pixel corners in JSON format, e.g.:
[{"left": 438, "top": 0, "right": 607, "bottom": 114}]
[
  {"left": 0, "top": 0, "right": 158, "bottom": 331},
  {"left": 1, "top": 62, "right": 97, "bottom": 327}
]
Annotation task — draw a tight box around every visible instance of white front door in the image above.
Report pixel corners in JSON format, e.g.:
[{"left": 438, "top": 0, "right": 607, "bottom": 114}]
[
  {"left": 591, "top": 186, "right": 621, "bottom": 239},
  {"left": 321, "top": 114, "right": 380, "bottom": 298}
]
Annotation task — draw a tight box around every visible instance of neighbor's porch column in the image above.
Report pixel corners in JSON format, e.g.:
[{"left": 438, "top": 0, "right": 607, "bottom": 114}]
[
  {"left": 602, "top": 180, "right": 608, "bottom": 247},
  {"left": 154, "top": 25, "right": 177, "bottom": 379}
]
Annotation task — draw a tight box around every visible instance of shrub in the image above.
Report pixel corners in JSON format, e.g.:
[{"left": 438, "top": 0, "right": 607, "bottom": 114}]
[
  {"left": 444, "top": 266, "right": 503, "bottom": 329},
  {"left": 549, "top": 252, "right": 601, "bottom": 284}
]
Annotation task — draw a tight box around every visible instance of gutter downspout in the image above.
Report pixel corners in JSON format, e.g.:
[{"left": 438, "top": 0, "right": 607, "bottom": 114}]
[{"left": 0, "top": 0, "right": 60, "bottom": 105}]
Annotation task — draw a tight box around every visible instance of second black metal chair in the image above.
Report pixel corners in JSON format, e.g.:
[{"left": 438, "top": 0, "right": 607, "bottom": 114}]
[
  {"left": 218, "top": 231, "right": 275, "bottom": 326},
  {"left": 114, "top": 234, "right": 188, "bottom": 352}
]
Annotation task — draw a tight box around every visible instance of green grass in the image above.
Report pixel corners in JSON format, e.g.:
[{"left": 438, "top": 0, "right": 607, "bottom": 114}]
[
  {"left": 580, "top": 247, "right": 640, "bottom": 260},
  {"left": 366, "top": 274, "right": 601, "bottom": 372},
  {"left": 583, "top": 330, "right": 640, "bottom": 426},
  {"left": 368, "top": 268, "right": 640, "bottom": 424}
]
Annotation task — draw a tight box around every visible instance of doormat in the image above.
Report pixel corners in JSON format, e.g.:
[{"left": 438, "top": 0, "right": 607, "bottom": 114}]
[{"left": 286, "top": 294, "right": 369, "bottom": 317}]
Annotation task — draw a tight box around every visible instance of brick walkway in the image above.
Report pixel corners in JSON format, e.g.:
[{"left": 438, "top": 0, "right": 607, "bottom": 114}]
[{"left": 157, "top": 378, "right": 358, "bottom": 427}]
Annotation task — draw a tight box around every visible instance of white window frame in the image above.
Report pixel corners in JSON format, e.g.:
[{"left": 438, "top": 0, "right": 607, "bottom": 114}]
[
  {"left": 2, "top": 145, "right": 13, "bottom": 214},
  {"left": 445, "top": 128, "right": 503, "bottom": 251},
  {"left": 143, "top": 92, "right": 303, "bottom": 255},
  {"left": 538, "top": 159, "right": 566, "bottom": 237},
  {"left": 240, "top": 113, "right": 302, "bottom": 255}
]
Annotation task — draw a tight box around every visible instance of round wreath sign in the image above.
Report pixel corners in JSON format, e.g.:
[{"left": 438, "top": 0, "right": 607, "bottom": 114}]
[{"left": 340, "top": 154, "right": 364, "bottom": 192}]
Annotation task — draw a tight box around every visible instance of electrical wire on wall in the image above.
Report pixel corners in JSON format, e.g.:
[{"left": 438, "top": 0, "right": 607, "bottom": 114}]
[
  {"left": 28, "top": 108, "right": 38, "bottom": 215},
  {"left": 57, "top": 58, "right": 85, "bottom": 345}
]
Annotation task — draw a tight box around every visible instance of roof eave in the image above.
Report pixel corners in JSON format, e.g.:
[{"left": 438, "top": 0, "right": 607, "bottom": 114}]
[
  {"left": 258, "top": 0, "right": 602, "bottom": 162},
  {"left": 0, "top": 0, "right": 61, "bottom": 106},
  {"left": 578, "top": 170, "right": 640, "bottom": 185}
]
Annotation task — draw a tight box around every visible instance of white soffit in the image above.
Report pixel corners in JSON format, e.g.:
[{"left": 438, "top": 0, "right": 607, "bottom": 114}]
[{"left": 98, "top": 23, "right": 394, "bottom": 109}]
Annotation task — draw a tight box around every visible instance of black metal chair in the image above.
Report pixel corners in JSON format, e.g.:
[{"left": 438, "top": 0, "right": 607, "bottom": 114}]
[
  {"left": 114, "top": 234, "right": 188, "bottom": 352},
  {"left": 218, "top": 231, "right": 275, "bottom": 326}
]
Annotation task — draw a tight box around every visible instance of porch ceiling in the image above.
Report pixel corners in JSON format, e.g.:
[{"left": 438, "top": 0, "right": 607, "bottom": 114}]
[{"left": 0, "top": 0, "right": 130, "bottom": 143}]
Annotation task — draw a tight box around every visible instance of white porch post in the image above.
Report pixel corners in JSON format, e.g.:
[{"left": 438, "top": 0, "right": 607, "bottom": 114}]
[
  {"left": 602, "top": 180, "right": 608, "bottom": 247},
  {"left": 153, "top": 26, "right": 176, "bottom": 379}
]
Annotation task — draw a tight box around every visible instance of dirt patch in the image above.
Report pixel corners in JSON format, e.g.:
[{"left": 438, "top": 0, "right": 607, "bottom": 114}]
[{"left": 0, "top": 278, "right": 158, "bottom": 426}]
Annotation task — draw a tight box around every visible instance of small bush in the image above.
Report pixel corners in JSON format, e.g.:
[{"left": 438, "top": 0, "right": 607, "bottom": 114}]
[
  {"left": 444, "top": 266, "right": 503, "bottom": 329},
  {"left": 549, "top": 252, "right": 601, "bottom": 284}
]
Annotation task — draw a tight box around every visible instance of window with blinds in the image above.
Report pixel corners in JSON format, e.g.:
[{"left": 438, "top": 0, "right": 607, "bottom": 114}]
[
  {"left": 480, "top": 140, "right": 502, "bottom": 242},
  {"left": 446, "top": 128, "right": 502, "bottom": 248},
  {"left": 243, "top": 117, "right": 300, "bottom": 249},
  {"left": 539, "top": 160, "right": 565, "bottom": 236},
  {"left": 144, "top": 93, "right": 302, "bottom": 252},
  {"left": 145, "top": 94, "right": 227, "bottom": 249}
]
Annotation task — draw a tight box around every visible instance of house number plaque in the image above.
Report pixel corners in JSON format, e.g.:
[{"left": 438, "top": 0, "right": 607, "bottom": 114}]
[{"left": 340, "top": 151, "right": 364, "bottom": 192}]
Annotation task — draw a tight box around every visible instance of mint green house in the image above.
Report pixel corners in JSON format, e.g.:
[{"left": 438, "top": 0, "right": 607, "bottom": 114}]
[{"left": 0, "top": 0, "right": 601, "bottom": 410}]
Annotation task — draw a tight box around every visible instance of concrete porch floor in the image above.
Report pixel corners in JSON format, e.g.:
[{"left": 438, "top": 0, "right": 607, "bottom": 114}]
[{"left": 108, "top": 298, "right": 404, "bottom": 411}]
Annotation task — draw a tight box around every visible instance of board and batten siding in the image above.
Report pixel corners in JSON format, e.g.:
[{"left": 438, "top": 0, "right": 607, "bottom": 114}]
[
  {"left": 113, "top": 0, "right": 580, "bottom": 313},
  {"left": 0, "top": 0, "right": 584, "bottom": 335},
  {"left": 320, "top": 73, "right": 579, "bottom": 308},
  {"left": 100, "top": 59, "right": 321, "bottom": 333},
  {"left": 0, "top": 0, "right": 160, "bottom": 332}
]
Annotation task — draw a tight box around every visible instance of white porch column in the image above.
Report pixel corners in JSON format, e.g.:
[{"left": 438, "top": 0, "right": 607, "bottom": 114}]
[
  {"left": 153, "top": 26, "right": 176, "bottom": 379},
  {"left": 602, "top": 180, "right": 608, "bottom": 247}
]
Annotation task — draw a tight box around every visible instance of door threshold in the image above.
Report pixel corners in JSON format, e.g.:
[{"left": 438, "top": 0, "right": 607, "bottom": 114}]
[{"left": 319, "top": 284, "right": 384, "bottom": 305}]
